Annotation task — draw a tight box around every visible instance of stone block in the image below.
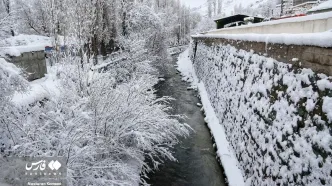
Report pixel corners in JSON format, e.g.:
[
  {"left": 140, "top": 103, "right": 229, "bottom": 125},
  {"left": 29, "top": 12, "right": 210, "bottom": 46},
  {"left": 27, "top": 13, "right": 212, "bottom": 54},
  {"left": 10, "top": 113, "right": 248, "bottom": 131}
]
[
  {"left": 318, "top": 53, "right": 332, "bottom": 66},
  {"left": 302, "top": 48, "right": 315, "bottom": 63}
]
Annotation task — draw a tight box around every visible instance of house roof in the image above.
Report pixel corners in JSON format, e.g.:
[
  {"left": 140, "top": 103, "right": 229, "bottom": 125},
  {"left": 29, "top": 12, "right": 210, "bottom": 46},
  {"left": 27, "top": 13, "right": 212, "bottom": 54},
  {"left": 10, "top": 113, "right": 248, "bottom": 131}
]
[{"left": 214, "top": 14, "right": 263, "bottom": 22}]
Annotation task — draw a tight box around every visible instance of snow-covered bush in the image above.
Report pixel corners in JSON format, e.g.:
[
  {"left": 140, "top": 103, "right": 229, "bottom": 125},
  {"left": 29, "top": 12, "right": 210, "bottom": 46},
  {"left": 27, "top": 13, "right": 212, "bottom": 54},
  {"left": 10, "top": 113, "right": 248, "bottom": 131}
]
[
  {"left": 1, "top": 51, "right": 190, "bottom": 185},
  {"left": 0, "top": 1, "right": 197, "bottom": 185},
  {"left": 191, "top": 42, "right": 332, "bottom": 185},
  {"left": 0, "top": 58, "right": 28, "bottom": 154}
]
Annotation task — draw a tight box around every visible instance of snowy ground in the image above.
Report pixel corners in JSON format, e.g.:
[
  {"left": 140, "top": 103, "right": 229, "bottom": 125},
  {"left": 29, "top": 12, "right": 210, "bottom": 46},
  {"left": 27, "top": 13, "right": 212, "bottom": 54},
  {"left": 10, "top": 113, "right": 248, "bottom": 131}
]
[
  {"left": 176, "top": 49, "right": 245, "bottom": 186},
  {"left": 11, "top": 63, "right": 61, "bottom": 107}
]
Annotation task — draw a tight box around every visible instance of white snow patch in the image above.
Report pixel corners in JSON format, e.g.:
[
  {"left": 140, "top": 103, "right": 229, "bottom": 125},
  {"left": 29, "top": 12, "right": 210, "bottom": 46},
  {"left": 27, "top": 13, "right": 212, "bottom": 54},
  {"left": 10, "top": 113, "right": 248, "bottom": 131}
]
[
  {"left": 292, "top": 58, "right": 299, "bottom": 62},
  {"left": 0, "top": 34, "right": 52, "bottom": 56},
  {"left": 306, "top": 99, "right": 316, "bottom": 112},
  {"left": 0, "top": 34, "right": 68, "bottom": 57},
  {"left": 317, "top": 79, "right": 332, "bottom": 91},
  {"left": 323, "top": 97, "right": 332, "bottom": 122},
  {"left": 0, "top": 34, "right": 51, "bottom": 47},
  {"left": 176, "top": 49, "right": 199, "bottom": 88},
  {"left": 1, "top": 45, "right": 46, "bottom": 56},
  {"left": 194, "top": 31, "right": 332, "bottom": 48},
  {"left": 1, "top": 47, "right": 21, "bottom": 57},
  {"left": 198, "top": 82, "right": 245, "bottom": 186},
  {"left": 0, "top": 58, "right": 22, "bottom": 75},
  {"left": 265, "top": 58, "right": 274, "bottom": 69},
  {"left": 177, "top": 49, "right": 245, "bottom": 186},
  {"left": 12, "top": 66, "right": 61, "bottom": 107}
]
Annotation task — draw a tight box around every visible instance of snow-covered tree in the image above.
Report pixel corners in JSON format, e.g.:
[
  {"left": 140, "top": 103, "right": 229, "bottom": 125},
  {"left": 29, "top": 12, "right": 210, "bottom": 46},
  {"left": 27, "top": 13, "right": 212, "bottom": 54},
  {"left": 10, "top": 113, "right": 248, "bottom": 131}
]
[
  {"left": 217, "top": 0, "right": 222, "bottom": 15},
  {"left": 208, "top": 0, "right": 213, "bottom": 18},
  {"left": 0, "top": 0, "right": 203, "bottom": 185},
  {"left": 0, "top": 58, "right": 28, "bottom": 154},
  {"left": 0, "top": 0, "right": 15, "bottom": 37},
  {"left": 192, "top": 17, "right": 216, "bottom": 34}
]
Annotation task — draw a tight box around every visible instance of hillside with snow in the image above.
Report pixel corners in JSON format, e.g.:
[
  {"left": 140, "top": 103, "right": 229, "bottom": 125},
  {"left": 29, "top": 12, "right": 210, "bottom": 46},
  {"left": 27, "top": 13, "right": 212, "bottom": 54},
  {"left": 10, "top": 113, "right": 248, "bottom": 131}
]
[{"left": 221, "top": 0, "right": 273, "bottom": 17}]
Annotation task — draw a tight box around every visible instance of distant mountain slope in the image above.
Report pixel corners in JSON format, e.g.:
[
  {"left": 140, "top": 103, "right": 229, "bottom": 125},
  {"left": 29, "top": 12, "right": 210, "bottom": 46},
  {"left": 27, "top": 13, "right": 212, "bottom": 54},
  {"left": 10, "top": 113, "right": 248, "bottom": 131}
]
[{"left": 221, "top": 0, "right": 274, "bottom": 17}]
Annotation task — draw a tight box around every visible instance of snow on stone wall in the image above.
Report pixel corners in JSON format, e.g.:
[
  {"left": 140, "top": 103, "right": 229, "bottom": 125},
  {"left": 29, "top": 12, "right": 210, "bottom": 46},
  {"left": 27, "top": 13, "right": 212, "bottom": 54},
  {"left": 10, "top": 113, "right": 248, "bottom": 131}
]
[{"left": 190, "top": 42, "right": 332, "bottom": 185}]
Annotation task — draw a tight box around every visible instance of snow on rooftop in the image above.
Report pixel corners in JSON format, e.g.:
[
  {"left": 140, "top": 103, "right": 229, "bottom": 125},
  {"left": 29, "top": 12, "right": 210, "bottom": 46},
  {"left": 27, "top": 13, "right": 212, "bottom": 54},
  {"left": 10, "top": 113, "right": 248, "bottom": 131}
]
[
  {"left": 308, "top": 0, "right": 332, "bottom": 12},
  {"left": 0, "top": 34, "right": 51, "bottom": 48},
  {"left": 0, "top": 34, "right": 52, "bottom": 56},
  {"left": 1, "top": 45, "right": 47, "bottom": 57}
]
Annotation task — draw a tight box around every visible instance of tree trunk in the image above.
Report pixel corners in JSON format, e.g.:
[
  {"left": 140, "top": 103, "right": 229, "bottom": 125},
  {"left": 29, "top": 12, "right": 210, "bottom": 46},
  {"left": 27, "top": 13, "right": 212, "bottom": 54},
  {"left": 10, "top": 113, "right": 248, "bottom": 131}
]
[
  {"left": 92, "top": 34, "right": 98, "bottom": 65},
  {"left": 101, "top": 40, "right": 107, "bottom": 60}
]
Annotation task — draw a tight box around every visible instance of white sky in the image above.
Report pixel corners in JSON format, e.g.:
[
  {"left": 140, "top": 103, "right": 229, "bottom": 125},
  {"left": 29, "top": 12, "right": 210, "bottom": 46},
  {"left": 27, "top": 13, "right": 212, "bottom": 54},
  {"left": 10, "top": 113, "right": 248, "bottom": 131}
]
[
  {"left": 180, "top": 0, "right": 206, "bottom": 8},
  {"left": 180, "top": 0, "right": 207, "bottom": 15}
]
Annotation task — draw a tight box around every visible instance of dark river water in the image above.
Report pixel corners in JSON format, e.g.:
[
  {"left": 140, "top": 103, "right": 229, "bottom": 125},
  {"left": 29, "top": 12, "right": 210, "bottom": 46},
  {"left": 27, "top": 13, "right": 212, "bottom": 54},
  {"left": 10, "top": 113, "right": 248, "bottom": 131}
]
[{"left": 145, "top": 54, "right": 227, "bottom": 186}]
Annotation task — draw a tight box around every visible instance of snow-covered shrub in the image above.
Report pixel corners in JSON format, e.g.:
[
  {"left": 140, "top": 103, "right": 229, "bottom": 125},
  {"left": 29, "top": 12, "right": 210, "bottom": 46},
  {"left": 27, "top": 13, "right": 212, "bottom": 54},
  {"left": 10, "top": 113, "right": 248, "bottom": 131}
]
[
  {"left": 0, "top": 58, "right": 28, "bottom": 154},
  {"left": 191, "top": 42, "right": 332, "bottom": 185},
  {"left": 3, "top": 54, "right": 190, "bottom": 185}
]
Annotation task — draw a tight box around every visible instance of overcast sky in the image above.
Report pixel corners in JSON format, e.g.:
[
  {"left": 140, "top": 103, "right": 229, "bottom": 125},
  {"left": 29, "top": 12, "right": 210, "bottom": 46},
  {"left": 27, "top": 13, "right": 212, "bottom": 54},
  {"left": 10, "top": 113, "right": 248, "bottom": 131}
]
[
  {"left": 180, "top": 0, "right": 206, "bottom": 8},
  {"left": 180, "top": 0, "right": 207, "bottom": 15}
]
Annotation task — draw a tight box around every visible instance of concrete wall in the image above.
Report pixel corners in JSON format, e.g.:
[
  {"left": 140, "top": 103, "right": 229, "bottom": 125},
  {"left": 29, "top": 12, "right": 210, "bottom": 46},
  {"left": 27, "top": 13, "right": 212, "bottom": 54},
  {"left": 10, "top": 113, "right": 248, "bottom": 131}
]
[
  {"left": 9, "top": 51, "right": 47, "bottom": 81},
  {"left": 206, "top": 14, "right": 332, "bottom": 35}
]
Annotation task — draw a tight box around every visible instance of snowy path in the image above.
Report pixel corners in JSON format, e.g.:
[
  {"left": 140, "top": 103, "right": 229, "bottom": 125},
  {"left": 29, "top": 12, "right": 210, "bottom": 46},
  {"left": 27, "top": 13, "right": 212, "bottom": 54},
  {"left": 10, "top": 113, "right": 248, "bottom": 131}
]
[{"left": 146, "top": 54, "right": 226, "bottom": 186}]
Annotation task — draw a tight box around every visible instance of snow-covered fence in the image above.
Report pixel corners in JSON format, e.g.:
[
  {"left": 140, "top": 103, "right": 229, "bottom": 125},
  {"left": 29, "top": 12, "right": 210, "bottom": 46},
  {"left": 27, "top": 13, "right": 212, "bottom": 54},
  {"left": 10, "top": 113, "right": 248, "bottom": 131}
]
[{"left": 190, "top": 39, "right": 332, "bottom": 185}]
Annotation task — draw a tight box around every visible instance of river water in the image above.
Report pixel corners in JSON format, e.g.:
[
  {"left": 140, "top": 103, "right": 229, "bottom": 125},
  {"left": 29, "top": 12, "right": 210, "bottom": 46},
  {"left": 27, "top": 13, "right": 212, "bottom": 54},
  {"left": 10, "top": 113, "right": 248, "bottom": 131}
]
[{"left": 146, "top": 54, "right": 227, "bottom": 186}]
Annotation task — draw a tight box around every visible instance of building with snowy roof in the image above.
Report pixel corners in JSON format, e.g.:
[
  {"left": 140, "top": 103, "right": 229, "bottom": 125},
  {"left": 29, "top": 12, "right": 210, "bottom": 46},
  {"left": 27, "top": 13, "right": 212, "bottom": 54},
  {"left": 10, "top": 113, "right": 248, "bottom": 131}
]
[
  {"left": 214, "top": 15, "right": 264, "bottom": 29},
  {"left": 0, "top": 35, "right": 50, "bottom": 81}
]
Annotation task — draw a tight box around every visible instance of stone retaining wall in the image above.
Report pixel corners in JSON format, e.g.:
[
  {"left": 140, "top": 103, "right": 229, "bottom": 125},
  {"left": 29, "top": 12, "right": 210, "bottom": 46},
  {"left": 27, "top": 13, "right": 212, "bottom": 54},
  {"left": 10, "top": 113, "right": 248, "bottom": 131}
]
[
  {"left": 191, "top": 38, "right": 332, "bottom": 185},
  {"left": 194, "top": 37, "right": 332, "bottom": 76}
]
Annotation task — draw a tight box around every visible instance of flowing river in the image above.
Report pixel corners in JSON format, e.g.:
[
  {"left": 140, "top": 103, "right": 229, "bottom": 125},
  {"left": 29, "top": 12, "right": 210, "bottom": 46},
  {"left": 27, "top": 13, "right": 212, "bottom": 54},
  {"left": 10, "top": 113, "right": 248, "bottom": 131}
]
[{"left": 146, "top": 53, "right": 227, "bottom": 186}]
